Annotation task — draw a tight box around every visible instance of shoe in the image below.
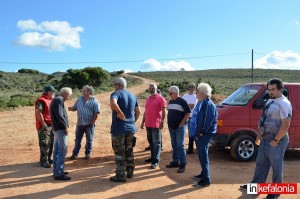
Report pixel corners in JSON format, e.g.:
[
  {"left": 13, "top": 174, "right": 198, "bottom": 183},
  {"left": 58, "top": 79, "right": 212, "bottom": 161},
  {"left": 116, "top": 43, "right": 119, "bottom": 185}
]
[
  {"left": 145, "top": 146, "right": 150, "bottom": 151},
  {"left": 192, "top": 174, "right": 203, "bottom": 180},
  {"left": 186, "top": 149, "right": 194, "bottom": 154},
  {"left": 41, "top": 162, "right": 51, "bottom": 168},
  {"left": 265, "top": 194, "right": 280, "bottom": 199},
  {"left": 109, "top": 175, "right": 126, "bottom": 182},
  {"left": 48, "top": 159, "right": 53, "bottom": 164},
  {"left": 144, "top": 158, "right": 152, "bottom": 163},
  {"left": 194, "top": 179, "right": 210, "bottom": 187},
  {"left": 63, "top": 171, "right": 69, "bottom": 175},
  {"left": 69, "top": 155, "right": 77, "bottom": 160},
  {"left": 126, "top": 172, "right": 133, "bottom": 178},
  {"left": 177, "top": 165, "right": 185, "bottom": 173},
  {"left": 150, "top": 163, "right": 159, "bottom": 169},
  {"left": 54, "top": 175, "right": 71, "bottom": 181},
  {"left": 239, "top": 184, "right": 247, "bottom": 191},
  {"left": 166, "top": 162, "right": 180, "bottom": 168},
  {"left": 85, "top": 154, "right": 91, "bottom": 160}
]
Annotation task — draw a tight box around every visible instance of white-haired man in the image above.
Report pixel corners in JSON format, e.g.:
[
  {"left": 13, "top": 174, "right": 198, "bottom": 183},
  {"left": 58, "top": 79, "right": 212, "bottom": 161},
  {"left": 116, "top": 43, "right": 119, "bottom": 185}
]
[
  {"left": 141, "top": 83, "right": 166, "bottom": 169},
  {"left": 166, "top": 86, "right": 190, "bottom": 173},
  {"left": 50, "top": 87, "right": 73, "bottom": 181},
  {"left": 189, "top": 83, "right": 217, "bottom": 187},
  {"left": 69, "top": 85, "right": 100, "bottom": 160}
]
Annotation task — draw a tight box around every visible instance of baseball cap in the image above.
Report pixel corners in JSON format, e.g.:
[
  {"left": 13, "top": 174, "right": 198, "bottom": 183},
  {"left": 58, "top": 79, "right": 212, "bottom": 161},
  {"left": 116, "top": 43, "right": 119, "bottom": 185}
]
[{"left": 44, "top": 85, "right": 57, "bottom": 92}]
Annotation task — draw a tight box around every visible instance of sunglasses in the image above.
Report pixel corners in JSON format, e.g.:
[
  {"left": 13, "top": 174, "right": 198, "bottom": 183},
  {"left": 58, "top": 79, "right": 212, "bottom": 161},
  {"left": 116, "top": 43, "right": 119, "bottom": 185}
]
[{"left": 169, "top": 92, "right": 174, "bottom": 95}]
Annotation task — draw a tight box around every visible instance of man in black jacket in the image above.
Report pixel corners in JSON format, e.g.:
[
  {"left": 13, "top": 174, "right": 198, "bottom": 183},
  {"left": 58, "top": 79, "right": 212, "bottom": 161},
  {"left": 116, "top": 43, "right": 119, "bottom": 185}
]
[{"left": 50, "top": 87, "right": 72, "bottom": 181}]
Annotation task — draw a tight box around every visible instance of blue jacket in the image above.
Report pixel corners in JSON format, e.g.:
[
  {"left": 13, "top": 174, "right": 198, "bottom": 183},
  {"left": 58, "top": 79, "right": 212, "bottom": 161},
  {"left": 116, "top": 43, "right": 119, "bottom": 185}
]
[{"left": 191, "top": 97, "right": 218, "bottom": 137}]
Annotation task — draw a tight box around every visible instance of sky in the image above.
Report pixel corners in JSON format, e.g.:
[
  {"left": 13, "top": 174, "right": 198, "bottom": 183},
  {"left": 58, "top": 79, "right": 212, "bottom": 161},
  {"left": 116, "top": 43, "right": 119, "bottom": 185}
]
[{"left": 1, "top": 0, "right": 300, "bottom": 74}]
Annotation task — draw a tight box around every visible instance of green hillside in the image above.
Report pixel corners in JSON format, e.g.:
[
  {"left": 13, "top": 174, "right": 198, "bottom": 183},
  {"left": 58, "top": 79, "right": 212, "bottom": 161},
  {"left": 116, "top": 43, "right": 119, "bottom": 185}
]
[
  {"left": 131, "top": 69, "right": 300, "bottom": 96},
  {"left": 0, "top": 68, "right": 141, "bottom": 109}
]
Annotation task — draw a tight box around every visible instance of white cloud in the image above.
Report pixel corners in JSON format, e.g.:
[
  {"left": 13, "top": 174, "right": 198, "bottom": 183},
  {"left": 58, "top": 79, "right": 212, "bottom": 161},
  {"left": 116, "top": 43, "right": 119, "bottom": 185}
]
[
  {"left": 255, "top": 51, "right": 300, "bottom": 70},
  {"left": 141, "top": 58, "right": 194, "bottom": 71},
  {"left": 124, "top": 69, "right": 133, "bottom": 73},
  {"left": 292, "top": 19, "right": 300, "bottom": 26},
  {"left": 14, "top": 19, "right": 84, "bottom": 51}
]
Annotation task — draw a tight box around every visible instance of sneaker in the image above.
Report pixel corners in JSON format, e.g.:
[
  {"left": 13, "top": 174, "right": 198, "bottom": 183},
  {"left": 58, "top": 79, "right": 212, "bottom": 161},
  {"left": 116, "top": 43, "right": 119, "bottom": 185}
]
[
  {"left": 85, "top": 154, "right": 91, "bottom": 160},
  {"left": 144, "top": 158, "right": 152, "bottom": 163},
  {"left": 186, "top": 149, "right": 194, "bottom": 154},
  {"left": 145, "top": 146, "right": 150, "bottom": 151},
  {"left": 41, "top": 162, "right": 51, "bottom": 168},
  {"left": 109, "top": 175, "right": 126, "bottom": 182},
  {"left": 150, "top": 163, "right": 159, "bottom": 169},
  {"left": 239, "top": 184, "right": 247, "bottom": 191},
  {"left": 166, "top": 162, "right": 180, "bottom": 168},
  {"left": 177, "top": 164, "right": 185, "bottom": 173},
  {"left": 194, "top": 179, "right": 210, "bottom": 187},
  {"left": 69, "top": 155, "right": 77, "bottom": 160},
  {"left": 265, "top": 194, "right": 280, "bottom": 199},
  {"left": 54, "top": 174, "right": 71, "bottom": 181},
  {"left": 192, "top": 174, "right": 203, "bottom": 180}
]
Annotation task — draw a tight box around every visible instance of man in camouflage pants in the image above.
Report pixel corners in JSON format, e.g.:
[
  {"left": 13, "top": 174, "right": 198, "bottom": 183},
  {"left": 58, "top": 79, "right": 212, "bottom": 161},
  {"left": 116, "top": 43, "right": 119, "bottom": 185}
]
[
  {"left": 34, "top": 85, "right": 57, "bottom": 168},
  {"left": 110, "top": 77, "right": 140, "bottom": 182}
]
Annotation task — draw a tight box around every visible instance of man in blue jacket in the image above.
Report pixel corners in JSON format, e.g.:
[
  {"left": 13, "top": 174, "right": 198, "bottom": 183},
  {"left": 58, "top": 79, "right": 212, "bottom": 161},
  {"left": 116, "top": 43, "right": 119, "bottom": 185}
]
[{"left": 189, "top": 83, "right": 218, "bottom": 187}]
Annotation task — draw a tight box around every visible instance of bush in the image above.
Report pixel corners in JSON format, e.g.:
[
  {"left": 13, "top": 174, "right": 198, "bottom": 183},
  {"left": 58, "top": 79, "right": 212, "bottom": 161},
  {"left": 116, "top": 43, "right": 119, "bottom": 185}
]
[
  {"left": 7, "top": 94, "right": 34, "bottom": 107},
  {"left": 18, "top": 68, "right": 40, "bottom": 74}
]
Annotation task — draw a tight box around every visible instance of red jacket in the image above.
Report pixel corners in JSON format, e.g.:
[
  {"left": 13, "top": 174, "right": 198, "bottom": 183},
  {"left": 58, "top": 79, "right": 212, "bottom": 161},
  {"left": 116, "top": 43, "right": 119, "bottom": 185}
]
[{"left": 35, "top": 94, "right": 52, "bottom": 129}]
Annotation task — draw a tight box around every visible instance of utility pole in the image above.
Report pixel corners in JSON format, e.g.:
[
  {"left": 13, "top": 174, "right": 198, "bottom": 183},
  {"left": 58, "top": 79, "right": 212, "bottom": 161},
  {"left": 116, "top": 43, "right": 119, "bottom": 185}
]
[{"left": 251, "top": 49, "right": 254, "bottom": 83}]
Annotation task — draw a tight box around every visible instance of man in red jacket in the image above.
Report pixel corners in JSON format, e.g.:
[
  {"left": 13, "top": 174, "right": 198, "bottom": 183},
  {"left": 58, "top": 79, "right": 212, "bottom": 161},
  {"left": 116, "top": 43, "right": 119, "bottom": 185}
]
[{"left": 35, "top": 85, "right": 57, "bottom": 168}]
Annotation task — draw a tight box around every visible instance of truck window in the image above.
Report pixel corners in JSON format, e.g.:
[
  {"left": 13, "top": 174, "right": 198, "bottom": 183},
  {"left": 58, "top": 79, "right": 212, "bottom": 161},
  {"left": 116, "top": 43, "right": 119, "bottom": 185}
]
[
  {"left": 220, "top": 85, "right": 262, "bottom": 106},
  {"left": 253, "top": 88, "right": 289, "bottom": 109}
]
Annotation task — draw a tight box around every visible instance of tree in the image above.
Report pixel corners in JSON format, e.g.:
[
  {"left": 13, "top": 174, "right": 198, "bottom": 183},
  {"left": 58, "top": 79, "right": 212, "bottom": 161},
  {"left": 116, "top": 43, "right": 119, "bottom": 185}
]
[{"left": 60, "top": 67, "right": 110, "bottom": 89}]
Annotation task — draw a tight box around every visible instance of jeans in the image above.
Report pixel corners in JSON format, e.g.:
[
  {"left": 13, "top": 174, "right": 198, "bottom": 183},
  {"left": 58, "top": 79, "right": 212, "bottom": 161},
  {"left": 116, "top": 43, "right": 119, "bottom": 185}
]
[
  {"left": 195, "top": 133, "right": 214, "bottom": 183},
  {"left": 187, "top": 118, "right": 195, "bottom": 150},
  {"left": 146, "top": 128, "right": 162, "bottom": 164},
  {"left": 168, "top": 125, "right": 187, "bottom": 165},
  {"left": 72, "top": 124, "right": 94, "bottom": 156},
  {"left": 53, "top": 129, "right": 68, "bottom": 177},
  {"left": 251, "top": 137, "right": 288, "bottom": 183}
]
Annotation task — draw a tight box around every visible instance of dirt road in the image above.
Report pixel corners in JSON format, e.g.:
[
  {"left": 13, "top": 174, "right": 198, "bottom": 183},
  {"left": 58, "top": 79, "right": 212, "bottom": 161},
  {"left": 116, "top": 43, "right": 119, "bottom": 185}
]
[{"left": 0, "top": 75, "right": 299, "bottom": 199}]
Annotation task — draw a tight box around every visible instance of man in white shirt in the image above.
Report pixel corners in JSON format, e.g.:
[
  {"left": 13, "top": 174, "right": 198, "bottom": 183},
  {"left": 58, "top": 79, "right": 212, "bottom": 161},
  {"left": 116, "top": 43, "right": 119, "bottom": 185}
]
[{"left": 182, "top": 83, "right": 197, "bottom": 154}]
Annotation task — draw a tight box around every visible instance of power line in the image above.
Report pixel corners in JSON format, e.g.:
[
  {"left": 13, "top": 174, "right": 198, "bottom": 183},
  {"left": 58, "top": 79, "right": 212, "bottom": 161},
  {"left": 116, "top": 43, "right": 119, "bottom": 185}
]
[{"left": 0, "top": 52, "right": 250, "bottom": 65}]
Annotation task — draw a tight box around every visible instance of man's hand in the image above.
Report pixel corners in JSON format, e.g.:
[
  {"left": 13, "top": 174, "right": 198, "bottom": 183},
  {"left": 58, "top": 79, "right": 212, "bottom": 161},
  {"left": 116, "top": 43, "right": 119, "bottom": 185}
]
[
  {"left": 255, "top": 134, "right": 262, "bottom": 145},
  {"left": 117, "top": 112, "right": 126, "bottom": 121},
  {"left": 42, "top": 122, "right": 47, "bottom": 129},
  {"left": 270, "top": 140, "right": 278, "bottom": 147},
  {"left": 159, "top": 122, "right": 164, "bottom": 129},
  {"left": 141, "top": 122, "right": 144, "bottom": 129}
]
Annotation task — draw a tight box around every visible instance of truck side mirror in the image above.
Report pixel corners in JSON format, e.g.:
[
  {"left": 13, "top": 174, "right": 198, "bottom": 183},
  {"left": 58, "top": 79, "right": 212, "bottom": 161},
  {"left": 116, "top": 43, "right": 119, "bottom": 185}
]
[{"left": 253, "top": 98, "right": 266, "bottom": 109}]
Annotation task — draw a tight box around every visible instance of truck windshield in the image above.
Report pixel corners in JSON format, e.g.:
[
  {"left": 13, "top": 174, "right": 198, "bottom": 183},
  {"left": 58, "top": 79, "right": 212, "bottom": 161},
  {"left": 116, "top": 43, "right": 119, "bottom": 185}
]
[{"left": 220, "top": 85, "right": 262, "bottom": 106}]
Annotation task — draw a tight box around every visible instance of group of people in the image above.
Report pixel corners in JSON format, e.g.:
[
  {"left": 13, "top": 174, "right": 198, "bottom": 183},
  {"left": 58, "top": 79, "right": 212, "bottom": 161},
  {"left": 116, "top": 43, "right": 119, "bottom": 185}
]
[{"left": 34, "top": 77, "right": 292, "bottom": 198}]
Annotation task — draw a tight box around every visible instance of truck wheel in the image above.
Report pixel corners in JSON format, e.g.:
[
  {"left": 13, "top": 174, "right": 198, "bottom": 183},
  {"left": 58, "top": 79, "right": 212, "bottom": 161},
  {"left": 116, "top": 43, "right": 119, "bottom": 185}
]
[{"left": 230, "top": 135, "right": 257, "bottom": 162}]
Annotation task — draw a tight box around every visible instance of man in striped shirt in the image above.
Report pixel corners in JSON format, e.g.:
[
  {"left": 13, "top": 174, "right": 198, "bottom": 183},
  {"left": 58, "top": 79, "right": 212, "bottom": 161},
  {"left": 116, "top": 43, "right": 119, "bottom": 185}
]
[
  {"left": 166, "top": 86, "right": 190, "bottom": 173},
  {"left": 68, "top": 85, "right": 100, "bottom": 160}
]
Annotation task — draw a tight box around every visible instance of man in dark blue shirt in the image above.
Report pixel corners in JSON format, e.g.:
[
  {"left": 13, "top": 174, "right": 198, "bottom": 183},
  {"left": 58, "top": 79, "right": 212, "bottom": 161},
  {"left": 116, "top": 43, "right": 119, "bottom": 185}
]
[
  {"left": 109, "top": 77, "right": 140, "bottom": 182},
  {"left": 166, "top": 86, "right": 190, "bottom": 173}
]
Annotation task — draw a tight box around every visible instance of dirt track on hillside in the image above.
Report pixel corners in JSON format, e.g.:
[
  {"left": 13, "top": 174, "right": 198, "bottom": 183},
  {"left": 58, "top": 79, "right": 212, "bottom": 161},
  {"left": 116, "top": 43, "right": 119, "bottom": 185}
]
[{"left": 0, "top": 75, "right": 299, "bottom": 199}]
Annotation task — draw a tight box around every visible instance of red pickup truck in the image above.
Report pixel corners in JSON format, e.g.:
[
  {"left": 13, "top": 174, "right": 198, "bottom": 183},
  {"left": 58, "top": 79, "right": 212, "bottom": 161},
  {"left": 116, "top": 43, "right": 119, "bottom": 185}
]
[{"left": 212, "top": 83, "right": 300, "bottom": 161}]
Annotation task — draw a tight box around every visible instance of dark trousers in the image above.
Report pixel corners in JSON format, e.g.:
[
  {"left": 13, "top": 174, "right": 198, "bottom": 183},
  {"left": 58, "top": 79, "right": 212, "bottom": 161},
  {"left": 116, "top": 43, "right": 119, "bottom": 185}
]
[
  {"left": 38, "top": 125, "right": 54, "bottom": 163},
  {"left": 146, "top": 128, "right": 162, "bottom": 164}
]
